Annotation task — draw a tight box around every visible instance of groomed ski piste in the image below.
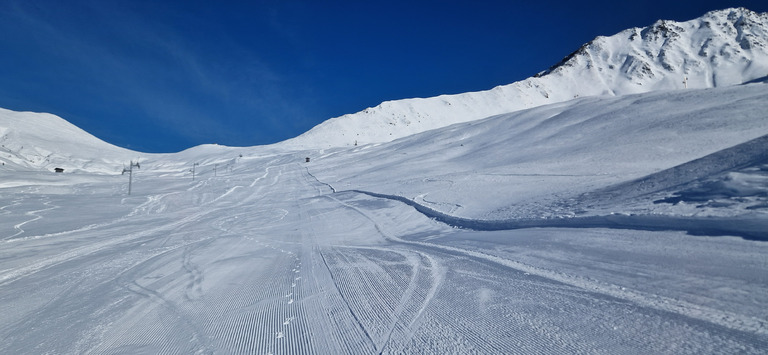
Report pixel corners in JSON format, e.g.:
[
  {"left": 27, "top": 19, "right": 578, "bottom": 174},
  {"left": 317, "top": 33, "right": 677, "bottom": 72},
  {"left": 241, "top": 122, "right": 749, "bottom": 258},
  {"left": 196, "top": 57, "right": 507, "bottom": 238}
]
[
  {"left": 1, "top": 82, "right": 767, "bottom": 354},
  {"left": 2, "top": 7, "right": 768, "bottom": 354}
]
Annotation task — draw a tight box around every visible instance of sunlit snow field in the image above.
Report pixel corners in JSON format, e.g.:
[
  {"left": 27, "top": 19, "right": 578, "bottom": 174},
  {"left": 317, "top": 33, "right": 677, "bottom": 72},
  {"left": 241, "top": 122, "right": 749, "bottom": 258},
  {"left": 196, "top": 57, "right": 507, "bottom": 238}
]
[{"left": 1, "top": 83, "right": 767, "bottom": 353}]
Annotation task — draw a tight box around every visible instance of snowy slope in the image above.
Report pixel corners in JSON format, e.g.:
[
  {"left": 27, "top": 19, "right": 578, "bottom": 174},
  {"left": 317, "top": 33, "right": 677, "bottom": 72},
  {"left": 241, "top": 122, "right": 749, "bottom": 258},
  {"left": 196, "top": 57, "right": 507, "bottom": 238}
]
[
  {"left": 283, "top": 7, "right": 768, "bottom": 149},
  {"left": 0, "top": 109, "right": 277, "bottom": 178},
  {"left": 3, "top": 158, "right": 767, "bottom": 354},
  {"left": 1, "top": 8, "right": 768, "bottom": 354},
  {"left": 2, "top": 83, "right": 768, "bottom": 353},
  {"left": 0, "top": 108, "right": 139, "bottom": 173},
  {"left": 307, "top": 83, "right": 768, "bottom": 226}
]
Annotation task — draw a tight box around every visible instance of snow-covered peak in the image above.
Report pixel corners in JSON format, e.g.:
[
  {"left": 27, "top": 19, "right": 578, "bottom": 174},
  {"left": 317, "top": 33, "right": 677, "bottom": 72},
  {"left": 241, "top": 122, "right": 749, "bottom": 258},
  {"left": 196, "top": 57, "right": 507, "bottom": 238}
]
[
  {"left": 283, "top": 8, "right": 768, "bottom": 149},
  {"left": 538, "top": 7, "right": 768, "bottom": 90},
  {"left": 2, "top": 8, "right": 766, "bottom": 167}
]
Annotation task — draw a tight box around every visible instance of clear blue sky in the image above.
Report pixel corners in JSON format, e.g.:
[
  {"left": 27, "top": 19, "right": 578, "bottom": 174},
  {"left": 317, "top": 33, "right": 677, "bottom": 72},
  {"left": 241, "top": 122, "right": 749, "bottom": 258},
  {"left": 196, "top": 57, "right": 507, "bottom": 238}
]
[{"left": 1, "top": 1, "right": 766, "bottom": 152}]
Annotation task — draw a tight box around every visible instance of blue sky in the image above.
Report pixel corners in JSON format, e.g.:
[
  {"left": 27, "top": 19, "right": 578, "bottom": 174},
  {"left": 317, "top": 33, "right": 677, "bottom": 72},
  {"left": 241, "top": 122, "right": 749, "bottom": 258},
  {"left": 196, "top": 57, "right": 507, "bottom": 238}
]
[{"left": 1, "top": 1, "right": 766, "bottom": 152}]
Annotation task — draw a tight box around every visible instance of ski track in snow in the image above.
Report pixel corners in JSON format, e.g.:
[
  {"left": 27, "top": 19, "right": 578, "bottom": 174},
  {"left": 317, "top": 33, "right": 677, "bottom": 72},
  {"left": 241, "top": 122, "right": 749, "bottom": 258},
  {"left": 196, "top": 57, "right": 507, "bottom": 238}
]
[
  {"left": 7, "top": 198, "right": 58, "bottom": 240},
  {"left": 1, "top": 160, "right": 767, "bottom": 354},
  {"left": 313, "top": 169, "right": 768, "bottom": 337},
  {"left": 5, "top": 74, "right": 768, "bottom": 354},
  {"left": 321, "top": 168, "right": 768, "bottom": 351},
  {"left": 321, "top": 186, "right": 768, "bottom": 353},
  {"left": 323, "top": 193, "right": 447, "bottom": 343}
]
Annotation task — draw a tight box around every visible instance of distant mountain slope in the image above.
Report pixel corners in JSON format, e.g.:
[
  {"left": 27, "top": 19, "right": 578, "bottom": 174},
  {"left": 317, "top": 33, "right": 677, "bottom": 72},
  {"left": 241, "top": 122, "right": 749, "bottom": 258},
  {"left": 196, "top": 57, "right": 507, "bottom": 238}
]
[
  {"left": 306, "top": 82, "right": 768, "bottom": 221},
  {"left": 284, "top": 7, "right": 768, "bottom": 149},
  {"left": 2, "top": 8, "right": 766, "bottom": 173},
  {"left": 0, "top": 108, "right": 138, "bottom": 173}
]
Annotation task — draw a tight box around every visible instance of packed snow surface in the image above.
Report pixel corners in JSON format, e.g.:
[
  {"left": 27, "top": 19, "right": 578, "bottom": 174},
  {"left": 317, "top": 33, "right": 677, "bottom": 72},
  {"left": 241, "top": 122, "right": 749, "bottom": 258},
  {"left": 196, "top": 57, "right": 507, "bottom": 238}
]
[
  {"left": 1, "top": 81, "right": 767, "bottom": 353},
  {"left": 2, "top": 7, "right": 768, "bottom": 354}
]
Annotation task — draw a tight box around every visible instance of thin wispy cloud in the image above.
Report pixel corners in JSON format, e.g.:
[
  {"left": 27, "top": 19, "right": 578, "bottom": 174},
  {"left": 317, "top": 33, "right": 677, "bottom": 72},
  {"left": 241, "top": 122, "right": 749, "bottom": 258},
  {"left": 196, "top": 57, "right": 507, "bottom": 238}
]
[{"left": 1, "top": 1, "right": 311, "bottom": 150}]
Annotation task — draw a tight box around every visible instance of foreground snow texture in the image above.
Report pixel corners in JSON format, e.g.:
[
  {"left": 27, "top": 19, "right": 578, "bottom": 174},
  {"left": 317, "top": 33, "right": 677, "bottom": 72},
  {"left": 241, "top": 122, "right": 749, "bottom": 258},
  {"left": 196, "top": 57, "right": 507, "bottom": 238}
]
[{"left": 1, "top": 83, "right": 768, "bottom": 353}]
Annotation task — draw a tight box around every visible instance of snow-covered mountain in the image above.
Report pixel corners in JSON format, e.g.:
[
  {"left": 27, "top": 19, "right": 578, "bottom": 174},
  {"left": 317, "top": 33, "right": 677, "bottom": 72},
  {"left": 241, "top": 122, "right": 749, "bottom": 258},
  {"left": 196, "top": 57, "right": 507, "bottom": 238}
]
[
  {"left": 2, "top": 7, "right": 765, "bottom": 166},
  {"left": 0, "top": 108, "right": 139, "bottom": 173},
  {"left": 2, "top": 80, "right": 767, "bottom": 354},
  {"left": 2, "top": 8, "right": 768, "bottom": 353},
  {"left": 284, "top": 7, "right": 768, "bottom": 149}
]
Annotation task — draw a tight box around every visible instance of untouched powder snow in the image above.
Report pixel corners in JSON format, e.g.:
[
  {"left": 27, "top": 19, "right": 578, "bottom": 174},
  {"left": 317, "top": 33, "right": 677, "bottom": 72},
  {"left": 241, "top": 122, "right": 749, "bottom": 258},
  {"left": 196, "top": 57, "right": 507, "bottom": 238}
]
[{"left": 1, "top": 7, "right": 768, "bottom": 354}]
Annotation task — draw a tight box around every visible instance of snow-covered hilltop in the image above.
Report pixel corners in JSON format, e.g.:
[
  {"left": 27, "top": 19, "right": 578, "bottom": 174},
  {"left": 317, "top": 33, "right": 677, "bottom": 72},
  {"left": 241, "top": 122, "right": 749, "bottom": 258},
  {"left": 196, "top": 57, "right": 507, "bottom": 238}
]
[
  {"left": 285, "top": 7, "right": 768, "bottom": 149},
  {"left": 0, "top": 108, "right": 139, "bottom": 173}
]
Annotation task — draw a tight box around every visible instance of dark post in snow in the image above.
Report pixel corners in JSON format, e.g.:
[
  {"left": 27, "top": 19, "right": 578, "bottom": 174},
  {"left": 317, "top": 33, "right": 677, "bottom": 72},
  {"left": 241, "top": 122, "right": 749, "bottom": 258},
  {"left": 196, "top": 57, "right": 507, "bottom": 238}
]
[
  {"left": 122, "top": 160, "right": 140, "bottom": 195},
  {"left": 190, "top": 162, "right": 200, "bottom": 181}
]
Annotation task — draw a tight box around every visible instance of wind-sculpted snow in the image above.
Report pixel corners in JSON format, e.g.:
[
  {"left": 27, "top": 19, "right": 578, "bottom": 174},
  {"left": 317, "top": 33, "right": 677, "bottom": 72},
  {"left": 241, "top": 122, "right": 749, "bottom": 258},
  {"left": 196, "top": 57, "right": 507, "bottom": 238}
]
[
  {"left": 335, "top": 189, "right": 768, "bottom": 241},
  {"left": 579, "top": 133, "right": 768, "bottom": 217}
]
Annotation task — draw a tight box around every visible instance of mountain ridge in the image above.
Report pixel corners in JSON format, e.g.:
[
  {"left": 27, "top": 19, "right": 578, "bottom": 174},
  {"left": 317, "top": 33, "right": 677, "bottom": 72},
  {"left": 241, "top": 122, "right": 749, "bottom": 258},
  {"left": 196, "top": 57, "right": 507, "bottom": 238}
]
[
  {"left": 1, "top": 7, "right": 766, "bottom": 172},
  {"left": 282, "top": 7, "right": 768, "bottom": 149}
]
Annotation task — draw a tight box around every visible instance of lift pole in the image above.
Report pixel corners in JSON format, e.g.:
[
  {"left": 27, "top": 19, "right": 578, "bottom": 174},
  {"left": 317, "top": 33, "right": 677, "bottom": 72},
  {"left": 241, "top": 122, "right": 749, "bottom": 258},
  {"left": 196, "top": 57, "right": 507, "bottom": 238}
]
[
  {"left": 190, "top": 162, "right": 200, "bottom": 181},
  {"left": 122, "top": 160, "right": 140, "bottom": 195}
]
